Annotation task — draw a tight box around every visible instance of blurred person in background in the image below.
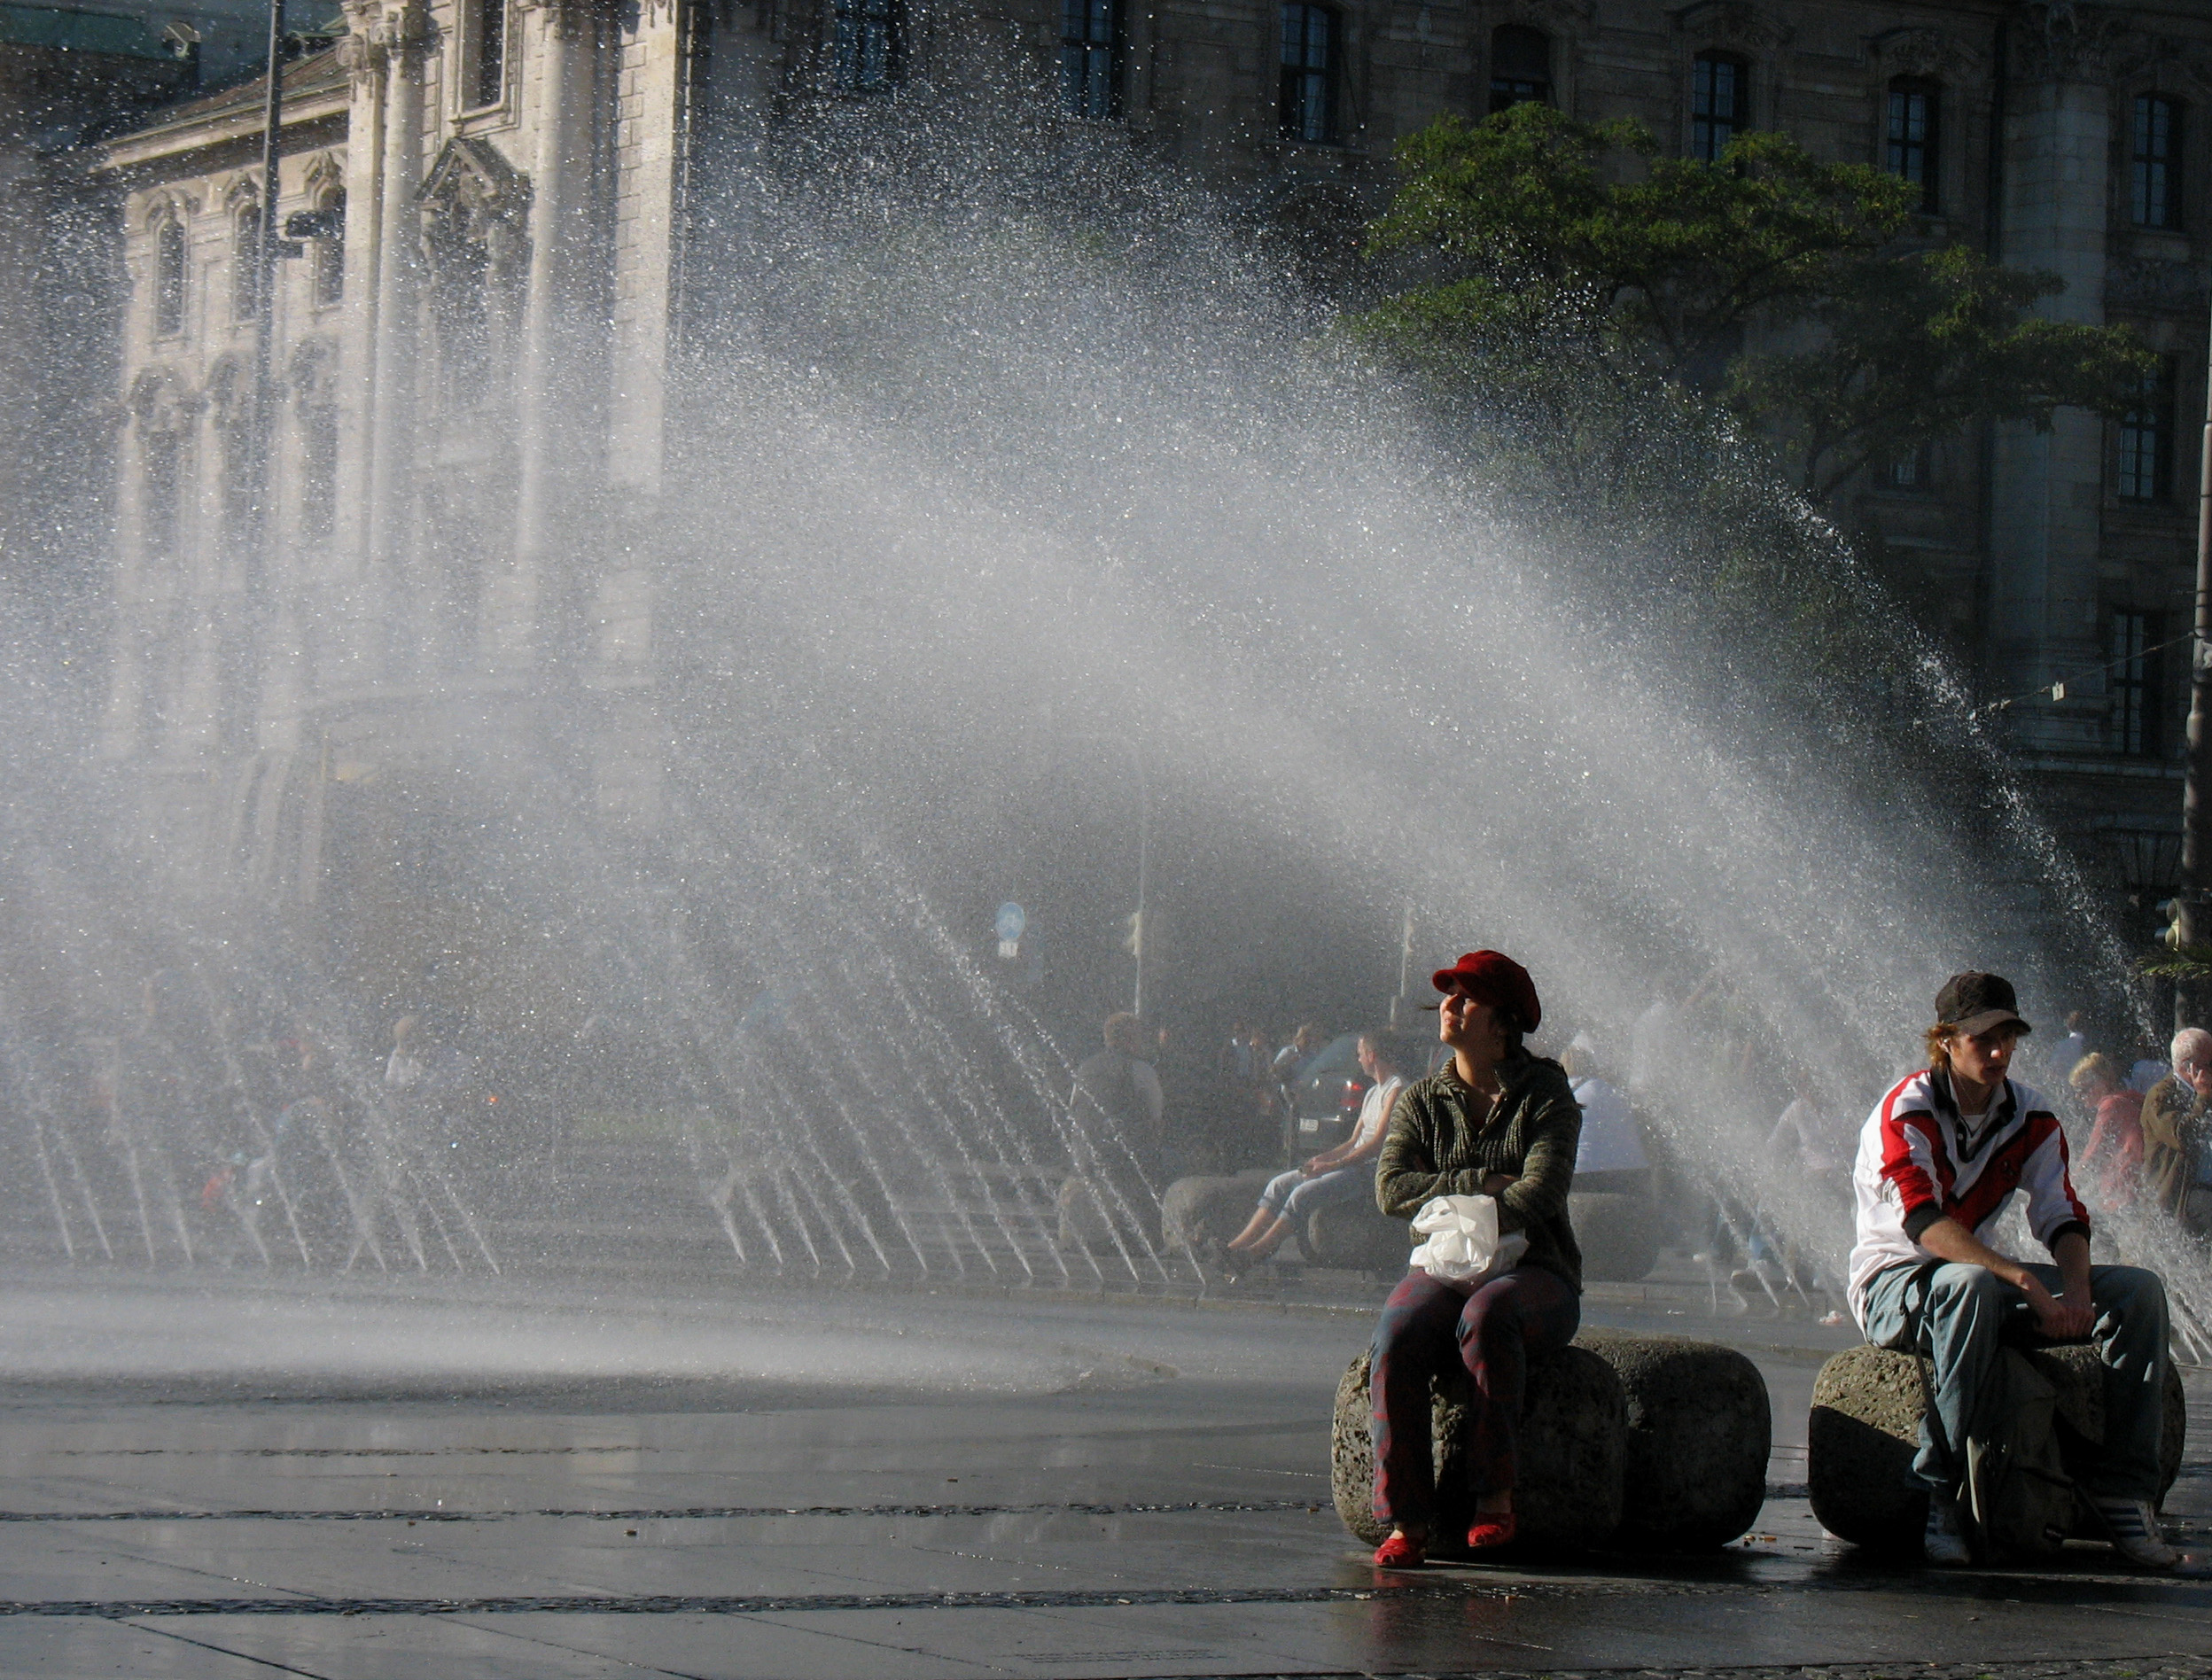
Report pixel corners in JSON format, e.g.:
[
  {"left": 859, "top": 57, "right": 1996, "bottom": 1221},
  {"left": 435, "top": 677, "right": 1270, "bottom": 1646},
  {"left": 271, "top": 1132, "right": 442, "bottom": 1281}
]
[
  {"left": 1560, "top": 1034, "right": 1647, "bottom": 1198},
  {"left": 1071, "top": 1011, "right": 1165, "bottom": 1181},
  {"left": 2070, "top": 1053, "right": 2145, "bottom": 1215},
  {"left": 1219, "top": 1031, "right": 1413, "bottom": 1274},
  {"left": 2140, "top": 1029, "right": 2212, "bottom": 1241}
]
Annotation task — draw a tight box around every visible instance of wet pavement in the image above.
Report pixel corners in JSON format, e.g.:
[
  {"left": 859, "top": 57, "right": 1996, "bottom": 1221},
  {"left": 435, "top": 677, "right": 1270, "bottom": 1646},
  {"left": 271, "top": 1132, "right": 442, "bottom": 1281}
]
[{"left": 0, "top": 1267, "right": 2205, "bottom": 1678}]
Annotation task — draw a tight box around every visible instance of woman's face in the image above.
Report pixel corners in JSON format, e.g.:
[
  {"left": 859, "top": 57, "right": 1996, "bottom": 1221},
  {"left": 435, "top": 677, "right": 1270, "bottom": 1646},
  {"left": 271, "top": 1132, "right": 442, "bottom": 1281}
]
[{"left": 1438, "top": 992, "right": 1506, "bottom": 1058}]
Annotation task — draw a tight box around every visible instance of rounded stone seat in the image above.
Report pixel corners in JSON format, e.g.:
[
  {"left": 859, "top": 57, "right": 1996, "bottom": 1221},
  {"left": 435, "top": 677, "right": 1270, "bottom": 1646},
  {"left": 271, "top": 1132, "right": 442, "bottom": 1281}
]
[
  {"left": 1569, "top": 1192, "right": 1660, "bottom": 1283},
  {"left": 1574, "top": 1327, "right": 1771, "bottom": 1549},
  {"left": 1303, "top": 1199, "right": 1411, "bottom": 1272},
  {"left": 1806, "top": 1342, "right": 2189, "bottom": 1552},
  {"left": 1331, "top": 1329, "right": 1771, "bottom": 1554},
  {"left": 1158, "top": 1170, "right": 1272, "bottom": 1253},
  {"left": 1056, "top": 1175, "right": 1158, "bottom": 1254}
]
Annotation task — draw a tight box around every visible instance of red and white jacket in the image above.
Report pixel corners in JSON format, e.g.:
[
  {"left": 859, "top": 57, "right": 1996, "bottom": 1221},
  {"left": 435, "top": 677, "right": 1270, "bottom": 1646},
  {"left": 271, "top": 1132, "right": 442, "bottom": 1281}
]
[{"left": 1847, "top": 1068, "right": 2091, "bottom": 1329}]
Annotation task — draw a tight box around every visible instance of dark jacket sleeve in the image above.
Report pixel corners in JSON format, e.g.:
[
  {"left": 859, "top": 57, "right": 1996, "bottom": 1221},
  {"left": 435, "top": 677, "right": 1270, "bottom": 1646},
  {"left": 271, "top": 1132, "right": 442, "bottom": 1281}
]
[
  {"left": 1496, "top": 1080, "right": 1579, "bottom": 1235},
  {"left": 1375, "top": 1087, "right": 1482, "bottom": 1216}
]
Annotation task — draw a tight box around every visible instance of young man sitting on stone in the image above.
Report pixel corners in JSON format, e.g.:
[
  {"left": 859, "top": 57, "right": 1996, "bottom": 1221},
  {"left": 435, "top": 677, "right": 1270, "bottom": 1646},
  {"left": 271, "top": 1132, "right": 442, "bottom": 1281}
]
[{"left": 1848, "top": 971, "right": 2177, "bottom": 1569}]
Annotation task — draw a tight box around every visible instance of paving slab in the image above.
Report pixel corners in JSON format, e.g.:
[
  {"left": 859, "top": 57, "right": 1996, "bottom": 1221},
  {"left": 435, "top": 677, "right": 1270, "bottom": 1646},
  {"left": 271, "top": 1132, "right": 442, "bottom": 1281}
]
[{"left": 0, "top": 1267, "right": 2203, "bottom": 1679}]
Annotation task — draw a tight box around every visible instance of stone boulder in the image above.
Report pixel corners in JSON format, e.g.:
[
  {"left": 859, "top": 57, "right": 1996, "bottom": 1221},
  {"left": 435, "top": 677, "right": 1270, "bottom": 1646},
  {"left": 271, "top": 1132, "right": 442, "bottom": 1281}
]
[
  {"left": 1575, "top": 1328, "right": 1770, "bottom": 1549},
  {"left": 1303, "top": 1200, "right": 1411, "bottom": 1272},
  {"left": 1056, "top": 1176, "right": 1158, "bottom": 1254},
  {"left": 1570, "top": 1192, "right": 1660, "bottom": 1284},
  {"left": 1158, "top": 1170, "right": 1272, "bottom": 1253},
  {"left": 1332, "top": 1343, "right": 1626, "bottom": 1553},
  {"left": 1807, "top": 1342, "right": 2189, "bottom": 1552}
]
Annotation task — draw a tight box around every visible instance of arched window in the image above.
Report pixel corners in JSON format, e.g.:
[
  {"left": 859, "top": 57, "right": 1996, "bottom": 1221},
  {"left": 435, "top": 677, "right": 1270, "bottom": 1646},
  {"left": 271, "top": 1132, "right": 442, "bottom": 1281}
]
[
  {"left": 1692, "top": 51, "right": 1748, "bottom": 161},
  {"left": 313, "top": 188, "right": 346, "bottom": 306},
  {"left": 831, "top": 0, "right": 902, "bottom": 91},
  {"left": 2132, "top": 95, "right": 2183, "bottom": 229},
  {"left": 1062, "top": 0, "right": 1119, "bottom": 118},
  {"left": 1886, "top": 78, "right": 1940, "bottom": 212},
  {"left": 1488, "top": 25, "right": 1550, "bottom": 113},
  {"left": 153, "top": 214, "right": 187, "bottom": 338},
  {"left": 231, "top": 199, "right": 263, "bottom": 323},
  {"left": 1278, "top": 4, "right": 1337, "bottom": 143}
]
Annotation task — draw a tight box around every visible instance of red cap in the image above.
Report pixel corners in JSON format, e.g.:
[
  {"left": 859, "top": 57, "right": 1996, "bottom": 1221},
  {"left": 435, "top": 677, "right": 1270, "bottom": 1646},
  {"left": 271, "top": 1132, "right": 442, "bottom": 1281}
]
[{"left": 1430, "top": 950, "right": 1542, "bottom": 1032}]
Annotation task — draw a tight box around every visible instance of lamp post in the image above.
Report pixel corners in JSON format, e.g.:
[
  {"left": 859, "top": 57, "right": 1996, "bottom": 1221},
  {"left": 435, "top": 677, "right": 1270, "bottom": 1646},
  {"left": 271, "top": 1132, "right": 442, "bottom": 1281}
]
[{"left": 2177, "top": 304, "right": 2212, "bottom": 1029}]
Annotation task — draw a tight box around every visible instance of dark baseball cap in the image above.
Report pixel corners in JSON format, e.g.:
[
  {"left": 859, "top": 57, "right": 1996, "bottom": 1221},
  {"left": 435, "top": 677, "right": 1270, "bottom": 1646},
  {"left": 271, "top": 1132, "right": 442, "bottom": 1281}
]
[{"left": 1935, "top": 971, "right": 2032, "bottom": 1038}]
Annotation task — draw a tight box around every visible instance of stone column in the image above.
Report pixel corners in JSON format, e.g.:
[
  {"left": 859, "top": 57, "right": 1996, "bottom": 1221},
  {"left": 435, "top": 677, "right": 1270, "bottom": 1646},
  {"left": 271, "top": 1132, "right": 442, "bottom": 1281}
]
[
  {"left": 364, "top": 0, "right": 428, "bottom": 603},
  {"left": 334, "top": 8, "right": 388, "bottom": 581},
  {"left": 495, "top": 0, "right": 608, "bottom": 675},
  {"left": 1988, "top": 6, "right": 2114, "bottom": 751}
]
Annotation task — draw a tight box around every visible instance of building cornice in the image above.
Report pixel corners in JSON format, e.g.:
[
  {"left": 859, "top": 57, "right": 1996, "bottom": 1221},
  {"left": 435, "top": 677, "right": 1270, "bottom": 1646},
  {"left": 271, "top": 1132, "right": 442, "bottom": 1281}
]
[{"left": 99, "top": 49, "right": 347, "bottom": 175}]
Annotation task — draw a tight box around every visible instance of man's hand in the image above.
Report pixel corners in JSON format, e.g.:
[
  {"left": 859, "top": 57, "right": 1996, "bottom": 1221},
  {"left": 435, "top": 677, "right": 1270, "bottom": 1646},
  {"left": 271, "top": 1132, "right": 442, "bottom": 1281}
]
[
  {"left": 1481, "top": 1171, "right": 1517, "bottom": 1197},
  {"left": 1300, "top": 1157, "right": 1326, "bottom": 1177},
  {"left": 2018, "top": 1270, "right": 2094, "bottom": 1340}
]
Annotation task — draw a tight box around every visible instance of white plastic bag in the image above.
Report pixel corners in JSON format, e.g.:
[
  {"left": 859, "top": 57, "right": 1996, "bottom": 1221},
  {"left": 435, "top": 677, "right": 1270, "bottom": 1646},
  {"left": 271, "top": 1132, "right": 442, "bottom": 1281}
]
[{"left": 1407, "top": 1194, "right": 1528, "bottom": 1287}]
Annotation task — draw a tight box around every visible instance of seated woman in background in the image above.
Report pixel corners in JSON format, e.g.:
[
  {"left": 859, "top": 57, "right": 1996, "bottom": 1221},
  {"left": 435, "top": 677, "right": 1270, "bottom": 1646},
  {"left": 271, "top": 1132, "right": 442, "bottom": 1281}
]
[
  {"left": 1220, "top": 1031, "right": 1414, "bottom": 1274},
  {"left": 2071, "top": 1052, "right": 2146, "bottom": 1214},
  {"left": 1368, "top": 951, "right": 1580, "bottom": 1567}
]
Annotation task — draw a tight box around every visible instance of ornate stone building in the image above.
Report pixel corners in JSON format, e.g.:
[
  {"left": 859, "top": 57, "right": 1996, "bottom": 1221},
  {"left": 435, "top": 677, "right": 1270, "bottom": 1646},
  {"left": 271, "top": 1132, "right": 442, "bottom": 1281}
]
[{"left": 92, "top": 0, "right": 2212, "bottom": 935}]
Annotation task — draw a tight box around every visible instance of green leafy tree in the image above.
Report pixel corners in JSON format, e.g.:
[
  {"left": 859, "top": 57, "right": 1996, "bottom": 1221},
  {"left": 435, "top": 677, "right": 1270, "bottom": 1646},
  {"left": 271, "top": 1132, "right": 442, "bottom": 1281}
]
[{"left": 1359, "top": 103, "right": 2151, "bottom": 501}]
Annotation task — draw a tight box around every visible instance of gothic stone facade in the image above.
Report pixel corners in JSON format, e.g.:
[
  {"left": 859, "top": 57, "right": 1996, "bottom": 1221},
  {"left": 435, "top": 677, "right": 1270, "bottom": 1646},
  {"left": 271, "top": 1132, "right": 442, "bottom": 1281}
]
[{"left": 97, "top": 0, "right": 2212, "bottom": 929}]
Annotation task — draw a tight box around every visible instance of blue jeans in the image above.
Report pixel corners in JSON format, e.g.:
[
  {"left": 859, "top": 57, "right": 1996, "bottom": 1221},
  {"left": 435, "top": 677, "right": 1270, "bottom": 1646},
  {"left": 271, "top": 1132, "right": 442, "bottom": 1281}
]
[
  {"left": 1256, "top": 1164, "right": 1368, "bottom": 1222},
  {"left": 1858, "top": 1261, "right": 2169, "bottom": 1502}
]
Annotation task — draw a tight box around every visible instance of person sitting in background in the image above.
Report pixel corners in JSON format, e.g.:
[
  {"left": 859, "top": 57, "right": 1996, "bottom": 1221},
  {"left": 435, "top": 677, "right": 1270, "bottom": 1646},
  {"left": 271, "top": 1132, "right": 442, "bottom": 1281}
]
[
  {"left": 2140, "top": 1029, "right": 2212, "bottom": 1241},
  {"left": 2071, "top": 1053, "right": 2146, "bottom": 1215},
  {"left": 1219, "top": 1031, "right": 1413, "bottom": 1274},
  {"left": 1071, "top": 1012, "right": 1165, "bottom": 1182},
  {"left": 1851, "top": 972, "right": 2175, "bottom": 1569},
  {"left": 1560, "top": 1034, "right": 1648, "bottom": 1199}
]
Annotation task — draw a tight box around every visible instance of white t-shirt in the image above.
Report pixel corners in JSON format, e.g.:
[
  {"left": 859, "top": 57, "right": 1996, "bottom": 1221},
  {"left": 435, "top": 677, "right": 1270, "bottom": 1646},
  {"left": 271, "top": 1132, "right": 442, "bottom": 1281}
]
[
  {"left": 1769, "top": 1097, "right": 1846, "bottom": 1172},
  {"left": 1349, "top": 1075, "right": 1407, "bottom": 1152},
  {"left": 1571, "top": 1076, "right": 1647, "bottom": 1172}
]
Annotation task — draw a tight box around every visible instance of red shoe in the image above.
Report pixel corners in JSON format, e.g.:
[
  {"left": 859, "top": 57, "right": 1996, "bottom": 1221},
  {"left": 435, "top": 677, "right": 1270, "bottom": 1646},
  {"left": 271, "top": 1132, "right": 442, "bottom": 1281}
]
[
  {"left": 1465, "top": 1510, "right": 1518, "bottom": 1552},
  {"left": 1373, "top": 1531, "right": 1427, "bottom": 1567}
]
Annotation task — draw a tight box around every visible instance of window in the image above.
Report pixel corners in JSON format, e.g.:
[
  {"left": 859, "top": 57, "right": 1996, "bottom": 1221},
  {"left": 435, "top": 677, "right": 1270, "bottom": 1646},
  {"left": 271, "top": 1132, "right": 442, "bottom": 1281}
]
[
  {"left": 1061, "top": 0, "right": 1118, "bottom": 118},
  {"left": 2118, "top": 358, "right": 2174, "bottom": 502},
  {"left": 153, "top": 215, "right": 188, "bottom": 338},
  {"left": 300, "top": 405, "right": 338, "bottom": 545},
  {"left": 1488, "top": 25, "right": 1550, "bottom": 113},
  {"left": 1886, "top": 441, "right": 1933, "bottom": 490},
  {"left": 1886, "top": 78, "right": 1940, "bottom": 212},
  {"left": 313, "top": 190, "right": 345, "bottom": 306},
  {"left": 1278, "top": 4, "right": 1336, "bottom": 143},
  {"left": 2110, "top": 611, "right": 2162, "bottom": 758},
  {"left": 142, "top": 430, "right": 184, "bottom": 563},
  {"left": 2131, "top": 95, "right": 2183, "bottom": 229},
  {"left": 469, "top": 0, "right": 506, "bottom": 107},
  {"left": 831, "top": 0, "right": 902, "bottom": 91},
  {"left": 231, "top": 201, "right": 262, "bottom": 323},
  {"left": 1692, "top": 52, "right": 1747, "bottom": 161}
]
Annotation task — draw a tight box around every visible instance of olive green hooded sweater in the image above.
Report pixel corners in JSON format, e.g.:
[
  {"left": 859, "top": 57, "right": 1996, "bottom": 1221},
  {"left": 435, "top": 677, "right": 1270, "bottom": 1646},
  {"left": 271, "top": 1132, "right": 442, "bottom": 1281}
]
[{"left": 1375, "top": 1049, "right": 1584, "bottom": 1292}]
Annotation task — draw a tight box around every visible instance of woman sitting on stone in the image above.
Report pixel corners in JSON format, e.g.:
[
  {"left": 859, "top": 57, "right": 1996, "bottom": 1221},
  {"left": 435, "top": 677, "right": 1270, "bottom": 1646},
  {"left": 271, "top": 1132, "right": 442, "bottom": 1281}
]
[
  {"left": 1368, "top": 950, "right": 1581, "bottom": 1567},
  {"left": 1219, "top": 1031, "right": 1414, "bottom": 1275}
]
